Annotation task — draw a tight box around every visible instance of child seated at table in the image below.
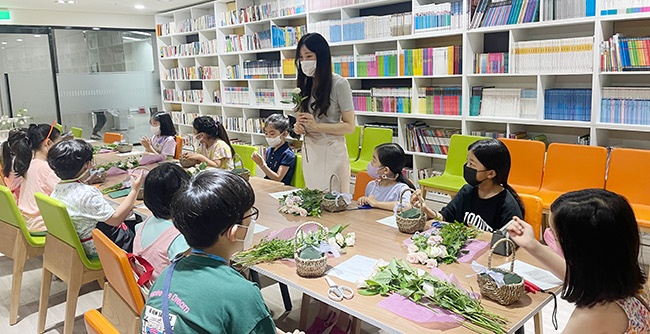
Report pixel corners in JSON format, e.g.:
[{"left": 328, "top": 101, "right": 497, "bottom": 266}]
[
  {"left": 2, "top": 128, "right": 29, "bottom": 201},
  {"left": 133, "top": 163, "right": 190, "bottom": 281},
  {"left": 181, "top": 115, "right": 234, "bottom": 169},
  {"left": 48, "top": 139, "right": 144, "bottom": 257},
  {"left": 411, "top": 138, "right": 524, "bottom": 232},
  {"left": 140, "top": 112, "right": 177, "bottom": 157},
  {"left": 141, "top": 169, "right": 303, "bottom": 334},
  {"left": 357, "top": 143, "right": 415, "bottom": 211},
  {"left": 507, "top": 189, "right": 649, "bottom": 333},
  {"left": 251, "top": 114, "right": 297, "bottom": 186}
]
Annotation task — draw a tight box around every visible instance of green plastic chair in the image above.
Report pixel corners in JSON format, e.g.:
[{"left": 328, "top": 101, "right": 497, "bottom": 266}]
[
  {"left": 345, "top": 125, "right": 362, "bottom": 162},
  {"left": 0, "top": 186, "right": 45, "bottom": 325},
  {"left": 35, "top": 192, "right": 104, "bottom": 334},
  {"left": 350, "top": 127, "right": 393, "bottom": 173},
  {"left": 54, "top": 123, "right": 63, "bottom": 132},
  {"left": 71, "top": 127, "right": 83, "bottom": 138},
  {"left": 291, "top": 153, "right": 305, "bottom": 189},
  {"left": 232, "top": 144, "right": 257, "bottom": 177},
  {"left": 418, "top": 134, "right": 486, "bottom": 197}
]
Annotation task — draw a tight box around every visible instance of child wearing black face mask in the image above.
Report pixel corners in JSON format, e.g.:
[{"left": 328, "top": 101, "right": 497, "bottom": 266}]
[{"left": 410, "top": 139, "right": 524, "bottom": 232}]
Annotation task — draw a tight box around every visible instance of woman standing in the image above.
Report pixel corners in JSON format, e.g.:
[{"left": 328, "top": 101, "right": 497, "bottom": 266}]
[{"left": 294, "top": 33, "right": 355, "bottom": 193}]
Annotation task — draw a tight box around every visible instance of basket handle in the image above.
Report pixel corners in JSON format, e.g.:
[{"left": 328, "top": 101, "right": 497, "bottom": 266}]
[
  {"left": 120, "top": 131, "right": 130, "bottom": 143},
  {"left": 396, "top": 188, "right": 423, "bottom": 215},
  {"left": 233, "top": 153, "right": 245, "bottom": 169},
  {"left": 487, "top": 237, "right": 517, "bottom": 272},
  {"left": 293, "top": 221, "right": 326, "bottom": 254},
  {"left": 328, "top": 174, "right": 340, "bottom": 194}
]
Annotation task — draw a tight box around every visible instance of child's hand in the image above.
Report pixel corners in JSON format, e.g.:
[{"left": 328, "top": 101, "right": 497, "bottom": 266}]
[
  {"left": 251, "top": 151, "right": 264, "bottom": 166},
  {"left": 410, "top": 189, "right": 427, "bottom": 209},
  {"left": 357, "top": 196, "right": 368, "bottom": 205},
  {"left": 506, "top": 216, "right": 537, "bottom": 250},
  {"left": 182, "top": 152, "right": 202, "bottom": 160},
  {"left": 140, "top": 136, "right": 151, "bottom": 149},
  {"left": 130, "top": 169, "right": 145, "bottom": 190},
  {"left": 365, "top": 195, "right": 378, "bottom": 207}
]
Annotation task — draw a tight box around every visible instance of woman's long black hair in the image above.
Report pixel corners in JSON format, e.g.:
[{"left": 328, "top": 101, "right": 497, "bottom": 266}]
[{"left": 295, "top": 33, "right": 333, "bottom": 118}]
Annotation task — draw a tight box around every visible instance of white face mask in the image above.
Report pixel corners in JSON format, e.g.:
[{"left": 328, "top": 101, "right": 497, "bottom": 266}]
[
  {"left": 300, "top": 60, "right": 317, "bottom": 77},
  {"left": 150, "top": 125, "right": 160, "bottom": 136},
  {"left": 235, "top": 219, "right": 256, "bottom": 250},
  {"left": 265, "top": 135, "right": 282, "bottom": 147}
]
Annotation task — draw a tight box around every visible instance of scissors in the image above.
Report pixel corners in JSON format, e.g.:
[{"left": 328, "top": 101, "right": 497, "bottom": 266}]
[{"left": 325, "top": 276, "right": 354, "bottom": 302}]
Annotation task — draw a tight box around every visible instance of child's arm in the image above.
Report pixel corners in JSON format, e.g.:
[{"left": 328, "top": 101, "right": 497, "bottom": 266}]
[
  {"left": 507, "top": 217, "right": 566, "bottom": 280},
  {"left": 103, "top": 171, "right": 145, "bottom": 226},
  {"left": 251, "top": 152, "right": 289, "bottom": 182},
  {"left": 409, "top": 190, "right": 445, "bottom": 220},
  {"left": 183, "top": 152, "right": 221, "bottom": 168},
  {"left": 140, "top": 136, "right": 158, "bottom": 154}
]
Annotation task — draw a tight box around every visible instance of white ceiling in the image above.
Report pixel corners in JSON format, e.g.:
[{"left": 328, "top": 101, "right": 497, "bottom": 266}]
[{"left": 2, "top": 0, "right": 214, "bottom": 15}]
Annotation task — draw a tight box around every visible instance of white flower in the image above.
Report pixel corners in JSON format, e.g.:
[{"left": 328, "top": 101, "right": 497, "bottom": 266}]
[
  {"left": 422, "top": 283, "right": 435, "bottom": 298},
  {"left": 428, "top": 235, "right": 443, "bottom": 245},
  {"left": 327, "top": 237, "right": 337, "bottom": 248},
  {"left": 415, "top": 251, "right": 429, "bottom": 264},
  {"left": 292, "top": 87, "right": 301, "bottom": 94},
  {"left": 407, "top": 244, "right": 419, "bottom": 253},
  {"left": 425, "top": 259, "right": 438, "bottom": 268},
  {"left": 285, "top": 197, "right": 294, "bottom": 206},
  {"left": 356, "top": 275, "right": 368, "bottom": 289},
  {"left": 345, "top": 232, "right": 355, "bottom": 247},
  {"left": 406, "top": 253, "right": 419, "bottom": 264},
  {"left": 335, "top": 233, "right": 345, "bottom": 246},
  {"left": 188, "top": 167, "right": 196, "bottom": 174},
  {"left": 439, "top": 245, "right": 448, "bottom": 257},
  {"left": 328, "top": 238, "right": 342, "bottom": 254},
  {"left": 372, "top": 259, "right": 389, "bottom": 276},
  {"left": 416, "top": 268, "right": 427, "bottom": 277}
]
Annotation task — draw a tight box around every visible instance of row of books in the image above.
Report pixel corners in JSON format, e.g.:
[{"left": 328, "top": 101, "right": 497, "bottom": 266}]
[
  {"left": 225, "top": 64, "right": 241, "bottom": 79},
  {"left": 470, "top": 0, "right": 540, "bottom": 29},
  {"left": 254, "top": 89, "right": 275, "bottom": 105},
  {"left": 476, "top": 88, "right": 537, "bottom": 118},
  {"left": 333, "top": 55, "right": 355, "bottom": 77},
  {"left": 283, "top": 58, "right": 297, "bottom": 77},
  {"left": 600, "top": 87, "right": 650, "bottom": 125},
  {"left": 270, "top": 25, "right": 307, "bottom": 48},
  {"left": 162, "top": 66, "right": 219, "bottom": 80},
  {"left": 159, "top": 40, "right": 218, "bottom": 58},
  {"left": 219, "top": 2, "right": 279, "bottom": 26},
  {"left": 310, "top": 12, "right": 411, "bottom": 44},
  {"left": 600, "top": 0, "right": 650, "bottom": 15},
  {"left": 352, "top": 88, "right": 413, "bottom": 113},
  {"left": 243, "top": 60, "right": 282, "bottom": 79},
  {"left": 542, "top": 0, "right": 595, "bottom": 20},
  {"left": 511, "top": 36, "right": 594, "bottom": 74},
  {"left": 163, "top": 89, "right": 205, "bottom": 103},
  {"left": 171, "top": 112, "right": 200, "bottom": 126},
  {"left": 224, "top": 32, "right": 271, "bottom": 52},
  {"left": 405, "top": 121, "right": 461, "bottom": 155},
  {"left": 401, "top": 46, "right": 462, "bottom": 76},
  {"left": 544, "top": 88, "right": 592, "bottom": 121},
  {"left": 308, "top": 0, "right": 382, "bottom": 11},
  {"left": 156, "top": 14, "right": 216, "bottom": 36},
  {"left": 417, "top": 86, "right": 462, "bottom": 115},
  {"left": 414, "top": 168, "right": 442, "bottom": 182},
  {"left": 357, "top": 51, "right": 399, "bottom": 77},
  {"left": 475, "top": 52, "right": 508, "bottom": 74},
  {"left": 223, "top": 87, "right": 250, "bottom": 105},
  {"left": 224, "top": 117, "right": 267, "bottom": 134},
  {"left": 600, "top": 34, "right": 650, "bottom": 72},
  {"left": 414, "top": 1, "right": 464, "bottom": 31},
  {"left": 470, "top": 130, "right": 507, "bottom": 138}
]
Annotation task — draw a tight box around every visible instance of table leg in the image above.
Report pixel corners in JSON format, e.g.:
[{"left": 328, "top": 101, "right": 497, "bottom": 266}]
[
  {"left": 534, "top": 311, "right": 543, "bottom": 334},
  {"left": 279, "top": 283, "right": 292, "bottom": 311},
  {"left": 299, "top": 294, "right": 310, "bottom": 330},
  {"left": 351, "top": 317, "right": 362, "bottom": 334}
]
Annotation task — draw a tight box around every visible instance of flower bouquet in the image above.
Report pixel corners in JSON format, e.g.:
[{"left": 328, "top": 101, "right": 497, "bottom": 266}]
[
  {"left": 406, "top": 222, "right": 480, "bottom": 268},
  {"left": 357, "top": 259, "right": 508, "bottom": 334},
  {"left": 99, "top": 156, "right": 140, "bottom": 171},
  {"left": 92, "top": 143, "right": 118, "bottom": 154},
  {"left": 186, "top": 162, "right": 208, "bottom": 177},
  {"left": 0, "top": 115, "right": 12, "bottom": 130},
  {"left": 278, "top": 188, "right": 325, "bottom": 217}
]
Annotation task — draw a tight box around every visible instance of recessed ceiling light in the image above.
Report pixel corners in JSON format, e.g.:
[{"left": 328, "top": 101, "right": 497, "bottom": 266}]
[
  {"left": 92, "top": 27, "right": 100, "bottom": 30},
  {"left": 67, "top": 0, "right": 76, "bottom": 3},
  {"left": 135, "top": 4, "right": 145, "bottom": 9},
  {"left": 1, "top": 42, "right": 6, "bottom": 45},
  {"left": 56, "top": 0, "right": 65, "bottom": 3},
  {"left": 34, "top": 34, "right": 41, "bottom": 37},
  {"left": 130, "top": 31, "right": 151, "bottom": 36},
  {"left": 1, "top": 47, "right": 4, "bottom": 50},
  {"left": 16, "top": 39, "right": 22, "bottom": 42}
]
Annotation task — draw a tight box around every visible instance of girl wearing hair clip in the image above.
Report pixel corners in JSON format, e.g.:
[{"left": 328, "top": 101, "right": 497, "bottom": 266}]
[
  {"left": 251, "top": 114, "right": 298, "bottom": 185},
  {"left": 183, "top": 115, "right": 235, "bottom": 169}
]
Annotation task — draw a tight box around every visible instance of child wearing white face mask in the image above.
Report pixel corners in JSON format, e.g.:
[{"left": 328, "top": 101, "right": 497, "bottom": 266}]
[
  {"left": 182, "top": 115, "right": 235, "bottom": 169},
  {"left": 357, "top": 143, "right": 415, "bottom": 211},
  {"left": 251, "top": 114, "right": 297, "bottom": 185},
  {"left": 140, "top": 112, "right": 177, "bottom": 157}
]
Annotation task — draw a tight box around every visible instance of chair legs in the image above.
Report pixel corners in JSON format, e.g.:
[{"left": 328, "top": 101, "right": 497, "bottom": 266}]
[
  {"left": 9, "top": 242, "right": 27, "bottom": 325},
  {"left": 37, "top": 268, "right": 53, "bottom": 333},
  {"left": 64, "top": 270, "right": 83, "bottom": 334}
]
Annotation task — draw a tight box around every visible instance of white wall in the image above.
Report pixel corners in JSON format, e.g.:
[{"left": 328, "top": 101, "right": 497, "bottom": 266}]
[{"left": 0, "top": 9, "right": 155, "bottom": 30}]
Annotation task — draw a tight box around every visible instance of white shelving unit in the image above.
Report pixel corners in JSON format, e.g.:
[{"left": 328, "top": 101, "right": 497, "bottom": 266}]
[{"left": 155, "top": 0, "right": 650, "bottom": 186}]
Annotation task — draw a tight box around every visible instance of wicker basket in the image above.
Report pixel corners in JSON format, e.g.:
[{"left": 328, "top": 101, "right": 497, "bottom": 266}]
[
  {"left": 179, "top": 145, "right": 200, "bottom": 168},
  {"left": 116, "top": 132, "right": 133, "bottom": 153},
  {"left": 231, "top": 154, "right": 250, "bottom": 181},
  {"left": 322, "top": 174, "right": 348, "bottom": 212},
  {"left": 294, "top": 222, "right": 328, "bottom": 278},
  {"left": 477, "top": 238, "right": 525, "bottom": 306},
  {"left": 86, "top": 169, "right": 107, "bottom": 185},
  {"left": 395, "top": 188, "right": 427, "bottom": 233}
]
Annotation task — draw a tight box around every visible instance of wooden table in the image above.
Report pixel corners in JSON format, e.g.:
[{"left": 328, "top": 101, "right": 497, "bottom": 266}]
[{"left": 247, "top": 177, "right": 553, "bottom": 334}]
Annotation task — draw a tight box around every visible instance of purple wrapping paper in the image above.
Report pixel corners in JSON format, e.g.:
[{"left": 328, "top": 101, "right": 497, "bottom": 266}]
[
  {"left": 97, "top": 149, "right": 113, "bottom": 154},
  {"left": 106, "top": 166, "right": 127, "bottom": 176},
  {"left": 139, "top": 154, "right": 166, "bottom": 165}
]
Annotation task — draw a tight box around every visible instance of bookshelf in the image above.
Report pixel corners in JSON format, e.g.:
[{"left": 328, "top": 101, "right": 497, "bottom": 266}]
[{"left": 155, "top": 0, "right": 650, "bottom": 187}]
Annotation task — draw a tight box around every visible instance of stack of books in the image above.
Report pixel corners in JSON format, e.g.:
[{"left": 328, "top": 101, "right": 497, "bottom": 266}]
[
  {"left": 243, "top": 60, "right": 282, "bottom": 79},
  {"left": 414, "top": 1, "right": 463, "bottom": 32},
  {"left": 254, "top": 88, "right": 275, "bottom": 105},
  {"left": 512, "top": 36, "right": 593, "bottom": 74},
  {"left": 544, "top": 88, "right": 591, "bottom": 121},
  {"left": 159, "top": 40, "right": 217, "bottom": 58},
  {"left": 470, "top": 0, "right": 540, "bottom": 29},
  {"left": 478, "top": 88, "right": 537, "bottom": 118},
  {"left": 416, "top": 86, "right": 462, "bottom": 115},
  {"left": 600, "top": 34, "right": 650, "bottom": 72},
  {"left": 352, "top": 88, "right": 413, "bottom": 113},
  {"left": 474, "top": 52, "right": 508, "bottom": 74},
  {"left": 543, "top": 0, "right": 595, "bottom": 20},
  {"left": 219, "top": 1, "right": 278, "bottom": 26},
  {"left": 402, "top": 46, "right": 462, "bottom": 76},
  {"left": 271, "top": 25, "right": 307, "bottom": 48},
  {"left": 357, "top": 51, "right": 399, "bottom": 77},
  {"left": 282, "top": 58, "right": 296, "bottom": 77},
  {"left": 223, "top": 87, "right": 250, "bottom": 105},
  {"left": 405, "top": 121, "right": 461, "bottom": 155},
  {"left": 332, "top": 55, "right": 355, "bottom": 77},
  {"left": 600, "top": 0, "right": 650, "bottom": 16},
  {"left": 600, "top": 87, "right": 650, "bottom": 125}
]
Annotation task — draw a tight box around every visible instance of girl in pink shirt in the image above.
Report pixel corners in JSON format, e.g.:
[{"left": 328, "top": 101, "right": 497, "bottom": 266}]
[
  {"left": 2, "top": 123, "right": 62, "bottom": 233},
  {"left": 140, "top": 112, "right": 177, "bottom": 157}
]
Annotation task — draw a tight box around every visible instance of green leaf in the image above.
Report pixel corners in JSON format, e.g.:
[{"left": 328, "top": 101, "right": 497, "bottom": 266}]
[
  {"left": 357, "top": 289, "right": 379, "bottom": 296},
  {"left": 397, "top": 208, "right": 422, "bottom": 219},
  {"left": 372, "top": 270, "right": 392, "bottom": 285}
]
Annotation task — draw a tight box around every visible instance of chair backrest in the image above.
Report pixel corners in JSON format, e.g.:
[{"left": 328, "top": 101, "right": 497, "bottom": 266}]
[
  {"left": 92, "top": 229, "right": 144, "bottom": 313},
  {"left": 520, "top": 193, "right": 543, "bottom": 240},
  {"left": 357, "top": 127, "right": 393, "bottom": 162},
  {"left": 232, "top": 144, "right": 257, "bottom": 176},
  {"left": 606, "top": 147, "right": 650, "bottom": 206},
  {"left": 174, "top": 135, "right": 183, "bottom": 159},
  {"left": 541, "top": 143, "right": 608, "bottom": 192},
  {"left": 499, "top": 138, "right": 546, "bottom": 194},
  {"left": 345, "top": 125, "right": 362, "bottom": 162},
  {"left": 34, "top": 192, "right": 99, "bottom": 269},
  {"left": 291, "top": 154, "right": 305, "bottom": 188},
  {"left": 0, "top": 185, "right": 41, "bottom": 245},
  {"left": 54, "top": 123, "right": 63, "bottom": 132},
  {"left": 103, "top": 132, "right": 123, "bottom": 144},
  {"left": 71, "top": 127, "right": 83, "bottom": 138},
  {"left": 444, "top": 134, "right": 486, "bottom": 177},
  {"left": 353, "top": 171, "right": 373, "bottom": 201},
  {"left": 84, "top": 309, "right": 120, "bottom": 334}
]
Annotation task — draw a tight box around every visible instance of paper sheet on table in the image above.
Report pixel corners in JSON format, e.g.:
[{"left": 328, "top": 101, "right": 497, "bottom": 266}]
[
  {"left": 326, "top": 255, "right": 377, "bottom": 283},
  {"left": 85, "top": 139, "right": 97, "bottom": 143},
  {"left": 268, "top": 189, "right": 297, "bottom": 200},
  {"left": 254, "top": 224, "right": 269, "bottom": 234},
  {"left": 376, "top": 215, "right": 397, "bottom": 228},
  {"left": 497, "top": 260, "right": 563, "bottom": 291}
]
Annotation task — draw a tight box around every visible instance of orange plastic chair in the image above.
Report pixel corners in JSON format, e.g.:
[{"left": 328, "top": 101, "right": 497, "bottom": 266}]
[
  {"left": 353, "top": 171, "right": 374, "bottom": 201},
  {"left": 519, "top": 193, "right": 543, "bottom": 240},
  {"left": 532, "top": 143, "right": 608, "bottom": 210},
  {"left": 84, "top": 309, "right": 120, "bottom": 334},
  {"left": 605, "top": 148, "right": 650, "bottom": 231},
  {"left": 92, "top": 229, "right": 144, "bottom": 334},
  {"left": 103, "top": 132, "right": 123, "bottom": 143},
  {"left": 499, "top": 138, "right": 546, "bottom": 195},
  {"left": 174, "top": 135, "right": 183, "bottom": 159}
]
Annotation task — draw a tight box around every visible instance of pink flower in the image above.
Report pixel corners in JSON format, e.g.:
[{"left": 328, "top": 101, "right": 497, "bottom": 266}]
[
  {"left": 431, "top": 235, "right": 443, "bottom": 244},
  {"left": 406, "top": 253, "right": 419, "bottom": 264},
  {"left": 407, "top": 244, "right": 419, "bottom": 253},
  {"left": 425, "top": 259, "right": 438, "bottom": 268},
  {"left": 415, "top": 251, "right": 429, "bottom": 264},
  {"left": 285, "top": 197, "right": 294, "bottom": 206},
  {"left": 298, "top": 207, "right": 308, "bottom": 217}
]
